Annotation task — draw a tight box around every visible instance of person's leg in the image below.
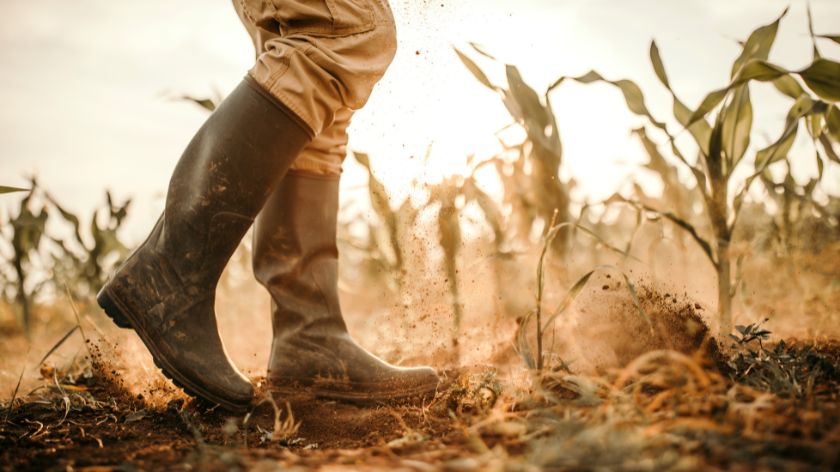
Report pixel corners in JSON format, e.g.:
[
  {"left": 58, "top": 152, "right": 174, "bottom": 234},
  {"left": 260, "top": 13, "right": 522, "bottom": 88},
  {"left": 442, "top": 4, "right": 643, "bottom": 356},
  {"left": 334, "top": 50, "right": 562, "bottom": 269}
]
[
  {"left": 253, "top": 114, "right": 439, "bottom": 403},
  {"left": 96, "top": 5, "right": 347, "bottom": 412},
  {"left": 101, "top": 0, "right": 410, "bottom": 414},
  {"left": 234, "top": 0, "right": 439, "bottom": 401}
]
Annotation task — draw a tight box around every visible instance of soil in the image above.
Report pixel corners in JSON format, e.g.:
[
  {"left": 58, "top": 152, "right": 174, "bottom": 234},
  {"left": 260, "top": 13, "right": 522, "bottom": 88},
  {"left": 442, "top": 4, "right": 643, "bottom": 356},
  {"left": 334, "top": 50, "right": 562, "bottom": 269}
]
[
  {"left": 2, "top": 271, "right": 840, "bottom": 471},
  {"left": 3, "top": 335, "right": 840, "bottom": 471}
]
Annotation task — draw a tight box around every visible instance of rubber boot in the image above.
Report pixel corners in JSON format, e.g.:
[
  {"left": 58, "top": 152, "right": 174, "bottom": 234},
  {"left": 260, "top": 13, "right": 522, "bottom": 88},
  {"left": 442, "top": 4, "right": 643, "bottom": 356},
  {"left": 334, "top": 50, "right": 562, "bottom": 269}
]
[
  {"left": 97, "top": 77, "right": 312, "bottom": 413},
  {"left": 253, "top": 172, "right": 440, "bottom": 404}
]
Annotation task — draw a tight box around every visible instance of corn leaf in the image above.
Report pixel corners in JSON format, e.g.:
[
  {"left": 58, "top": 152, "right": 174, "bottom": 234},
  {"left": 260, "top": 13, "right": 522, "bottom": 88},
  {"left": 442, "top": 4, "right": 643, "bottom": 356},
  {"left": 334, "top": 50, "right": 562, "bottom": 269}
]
[
  {"left": 611, "top": 196, "right": 715, "bottom": 265},
  {"left": 506, "top": 65, "right": 550, "bottom": 129},
  {"left": 688, "top": 61, "right": 788, "bottom": 126},
  {"left": 772, "top": 75, "right": 806, "bottom": 99},
  {"left": 45, "top": 192, "right": 83, "bottom": 245},
  {"left": 469, "top": 42, "right": 497, "bottom": 60},
  {"left": 819, "top": 133, "right": 840, "bottom": 164},
  {"left": 755, "top": 120, "right": 798, "bottom": 170},
  {"left": 0, "top": 186, "right": 29, "bottom": 194},
  {"left": 179, "top": 95, "right": 217, "bottom": 112},
  {"left": 827, "top": 105, "right": 840, "bottom": 141},
  {"left": 620, "top": 271, "right": 653, "bottom": 330},
  {"left": 807, "top": 113, "right": 824, "bottom": 138},
  {"left": 730, "top": 7, "right": 787, "bottom": 78},
  {"left": 552, "top": 65, "right": 708, "bottom": 195},
  {"left": 352, "top": 152, "right": 394, "bottom": 226},
  {"left": 799, "top": 58, "right": 840, "bottom": 102},
  {"left": 649, "top": 41, "right": 670, "bottom": 89},
  {"left": 650, "top": 41, "right": 712, "bottom": 155},
  {"left": 706, "top": 112, "right": 725, "bottom": 181},
  {"left": 541, "top": 270, "right": 596, "bottom": 334},
  {"left": 721, "top": 85, "right": 754, "bottom": 169},
  {"left": 688, "top": 89, "right": 730, "bottom": 128},
  {"left": 816, "top": 149, "right": 825, "bottom": 179},
  {"left": 453, "top": 47, "right": 497, "bottom": 91},
  {"left": 730, "top": 97, "right": 823, "bottom": 231},
  {"left": 755, "top": 95, "right": 814, "bottom": 170},
  {"left": 37, "top": 325, "right": 79, "bottom": 367}
]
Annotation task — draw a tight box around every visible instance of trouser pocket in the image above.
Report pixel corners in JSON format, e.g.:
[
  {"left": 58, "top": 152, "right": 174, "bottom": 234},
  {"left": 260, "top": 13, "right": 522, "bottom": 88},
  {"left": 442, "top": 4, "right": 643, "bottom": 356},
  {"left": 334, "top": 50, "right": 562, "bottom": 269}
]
[{"left": 238, "top": 0, "right": 376, "bottom": 37}]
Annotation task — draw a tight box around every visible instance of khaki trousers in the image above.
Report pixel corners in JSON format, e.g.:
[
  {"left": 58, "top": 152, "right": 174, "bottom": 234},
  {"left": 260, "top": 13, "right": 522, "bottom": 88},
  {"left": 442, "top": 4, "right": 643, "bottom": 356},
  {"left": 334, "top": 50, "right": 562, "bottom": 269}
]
[{"left": 233, "top": 0, "right": 397, "bottom": 176}]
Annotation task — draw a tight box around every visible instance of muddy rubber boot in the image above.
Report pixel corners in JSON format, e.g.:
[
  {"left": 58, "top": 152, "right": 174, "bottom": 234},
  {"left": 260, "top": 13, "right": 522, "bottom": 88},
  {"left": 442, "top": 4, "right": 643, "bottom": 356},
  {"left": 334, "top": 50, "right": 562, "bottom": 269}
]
[
  {"left": 97, "top": 77, "right": 312, "bottom": 413},
  {"left": 253, "top": 172, "right": 440, "bottom": 404}
]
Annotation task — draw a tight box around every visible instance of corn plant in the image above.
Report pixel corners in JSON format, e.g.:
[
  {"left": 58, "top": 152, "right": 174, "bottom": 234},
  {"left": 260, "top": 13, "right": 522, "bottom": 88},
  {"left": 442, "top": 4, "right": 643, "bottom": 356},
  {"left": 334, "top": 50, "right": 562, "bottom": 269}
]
[
  {"left": 425, "top": 176, "right": 465, "bottom": 353},
  {"left": 349, "top": 151, "right": 422, "bottom": 298},
  {"left": 2, "top": 180, "right": 45, "bottom": 335},
  {"left": 759, "top": 163, "right": 838, "bottom": 253},
  {"left": 455, "top": 46, "right": 571, "bottom": 254},
  {"left": 517, "top": 215, "right": 648, "bottom": 372},
  {"left": 46, "top": 190, "right": 131, "bottom": 298},
  {"left": 0, "top": 179, "right": 131, "bottom": 333},
  {"left": 548, "top": 9, "right": 840, "bottom": 337}
]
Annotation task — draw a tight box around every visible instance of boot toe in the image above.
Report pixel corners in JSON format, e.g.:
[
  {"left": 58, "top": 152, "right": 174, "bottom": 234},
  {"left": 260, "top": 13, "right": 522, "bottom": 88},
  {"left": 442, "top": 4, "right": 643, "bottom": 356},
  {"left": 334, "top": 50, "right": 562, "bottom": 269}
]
[{"left": 403, "top": 366, "right": 440, "bottom": 391}]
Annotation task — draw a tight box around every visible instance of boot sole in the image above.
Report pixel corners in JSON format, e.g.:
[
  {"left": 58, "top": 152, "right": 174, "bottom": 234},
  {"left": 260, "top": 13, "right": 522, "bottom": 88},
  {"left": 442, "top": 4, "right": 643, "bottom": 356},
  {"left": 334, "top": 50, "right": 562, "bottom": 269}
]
[
  {"left": 97, "top": 290, "right": 250, "bottom": 414},
  {"left": 269, "top": 381, "right": 440, "bottom": 406}
]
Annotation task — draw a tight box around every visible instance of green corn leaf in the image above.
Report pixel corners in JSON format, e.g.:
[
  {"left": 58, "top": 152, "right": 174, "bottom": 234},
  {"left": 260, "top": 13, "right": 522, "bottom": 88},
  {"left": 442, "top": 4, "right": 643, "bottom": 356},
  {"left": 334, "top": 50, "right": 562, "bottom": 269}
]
[
  {"left": 0, "top": 186, "right": 29, "bottom": 194},
  {"left": 721, "top": 85, "right": 754, "bottom": 169},
  {"left": 469, "top": 42, "right": 497, "bottom": 60},
  {"left": 634, "top": 127, "right": 671, "bottom": 176},
  {"left": 736, "top": 60, "right": 789, "bottom": 84},
  {"left": 619, "top": 271, "right": 652, "bottom": 330},
  {"left": 772, "top": 75, "right": 806, "bottom": 99},
  {"left": 613, "top": 196, "right": 716, "bottom": 265},
  {"left": 453, "top": 47, "right": 497, "bottom": 91},
  {"left": 730, "top": 7, "right": 787, "bottom": 78},
  {"left": 819, "top": 133, "right": 840, "bottom": 164},
  {"left": 689, "top": 61, "right": 787, "bottom": 126},
  {"left": 799, "top": 58, "right": 840, "bottom": 102},
  {"left": 649, "top": 41, "right": 670, "bottom": 89},
  {"left": 816, "top": 150, "right": 825, "bottom": 179},
  {"left": 827, "top": 105, "right": 840, "bottom": 141},
  {"left": 649, "top": 41, "right": 712, "bottom": 154},
  {"left": 45, "top": 193, "right": 83, "bottom": 245},
  {"left": 574, "top": 70, "right": 605, "bottom": 84},
  {"left": 37, "top": 325, "right": 80, "bottom": 367},
  {"left": 755, "top": 116, "right": 800, "bottom": 169},
  {"left": 352, "top": 152, "right": 394, "bottom": 225},
  {"left": 807, "top": 113, "right": 824, "bottom": 138},
  {"left": 689, "top": 89, "right": 729, "bottom": 132},
  {"left": 613, "top": 79, "right": 649, "bottom": 117},
  {"left": 506, "top": 64, "right": 550, "bottom": 129},
  {"left": 179, "top": 95, "right": 217, "bottom": 112},
  {"left": 541, "top": 270, "right": 596, "bottom": 333},
  {"left": 706, "top": 112, "right": 725, "bottom": 180},
  {"left": 731, "top": 96, "right": 823, "bottom": 229},
  {"left": 558, "top": 70, "right": 667, "bottom": 130}
]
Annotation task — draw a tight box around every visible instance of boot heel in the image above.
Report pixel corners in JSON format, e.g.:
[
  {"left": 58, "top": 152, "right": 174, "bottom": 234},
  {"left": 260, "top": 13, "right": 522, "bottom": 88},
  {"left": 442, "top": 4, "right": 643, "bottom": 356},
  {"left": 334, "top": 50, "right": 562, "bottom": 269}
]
[{"left": 97, "top": 290, "right": 133, "bottom": 329}]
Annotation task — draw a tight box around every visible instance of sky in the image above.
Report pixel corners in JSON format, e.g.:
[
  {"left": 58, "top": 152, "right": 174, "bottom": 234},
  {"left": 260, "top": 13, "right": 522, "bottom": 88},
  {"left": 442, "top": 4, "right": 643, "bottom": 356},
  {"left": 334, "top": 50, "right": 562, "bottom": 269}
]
[{"left": 1, "top": 0, "right": 839, "bottom": 242}]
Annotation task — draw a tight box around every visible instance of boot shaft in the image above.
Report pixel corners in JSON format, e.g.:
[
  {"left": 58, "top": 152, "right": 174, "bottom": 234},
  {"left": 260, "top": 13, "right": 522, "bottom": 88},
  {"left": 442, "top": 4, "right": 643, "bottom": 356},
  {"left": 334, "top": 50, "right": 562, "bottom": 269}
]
[{"left": 253, "top": 172, "right": 346, "bottom": 337}]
